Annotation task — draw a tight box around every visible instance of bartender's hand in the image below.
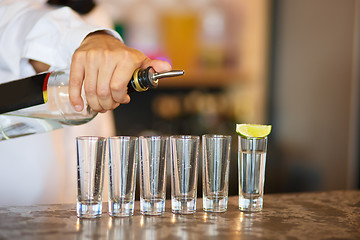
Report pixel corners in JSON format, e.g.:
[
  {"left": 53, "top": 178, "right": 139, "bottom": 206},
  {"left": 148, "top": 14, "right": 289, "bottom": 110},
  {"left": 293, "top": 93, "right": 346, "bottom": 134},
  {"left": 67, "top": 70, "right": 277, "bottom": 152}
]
[{"left": 68, "top": 31, "right": 172, "bottom": 113}]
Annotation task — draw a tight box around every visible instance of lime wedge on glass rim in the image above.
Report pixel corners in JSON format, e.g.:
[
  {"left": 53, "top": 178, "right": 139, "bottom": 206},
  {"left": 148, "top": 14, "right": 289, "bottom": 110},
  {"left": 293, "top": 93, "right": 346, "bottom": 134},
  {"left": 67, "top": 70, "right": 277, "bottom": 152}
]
[{"left": 236, "top": 123, "right": 272, "bottom": 138}]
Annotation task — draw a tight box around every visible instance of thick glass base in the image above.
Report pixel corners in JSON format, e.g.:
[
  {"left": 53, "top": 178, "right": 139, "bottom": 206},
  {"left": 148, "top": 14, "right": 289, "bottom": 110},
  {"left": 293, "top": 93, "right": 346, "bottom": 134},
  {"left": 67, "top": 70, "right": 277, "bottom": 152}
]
[
  {"left": 109, "top": 200, "right": 134, "bottom": 217},
  {"left": 140, "top": 198, "right": 165, "bottom": 215},
  {"left": 77, "top": 201, "right": 102, "bottom": 218},
  {"left": 239, "top": 195, "right": 263, "bottom": 212},
  {"left": 171, "top": 197, "right": 196, "bottom": 214},
  {"left": 203, "top": 195, "right": 228, "bottom": 212}
]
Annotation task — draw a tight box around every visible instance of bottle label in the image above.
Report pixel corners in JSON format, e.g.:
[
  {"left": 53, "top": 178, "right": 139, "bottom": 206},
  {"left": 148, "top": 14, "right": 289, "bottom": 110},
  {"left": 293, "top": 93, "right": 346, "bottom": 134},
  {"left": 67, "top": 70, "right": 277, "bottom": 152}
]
[
  {"left": 0, "top": 72, "right": 51, "bottom": 114},
  {"left": 42, "top": 72, "right": 50, "bottom": 103}
]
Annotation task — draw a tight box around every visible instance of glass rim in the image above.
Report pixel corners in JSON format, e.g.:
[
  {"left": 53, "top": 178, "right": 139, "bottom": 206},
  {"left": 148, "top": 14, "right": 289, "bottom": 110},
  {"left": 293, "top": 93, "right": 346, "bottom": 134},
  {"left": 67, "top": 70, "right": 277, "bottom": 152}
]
[
  {"left": 170, "top": 135, "right": 200, "bottom": 140},
  {"left": 139, "top": 135, "right": 170, "bottom": 140},
  {"left": 202, "top": 134, "right": 231, "bottom": 139},
  {"left": 238, "top": 135, "right": 268, "bottom": 140},
  {"left": 76, "top": 136, "right": 106, "bottom": 141},
  {"left": 108, "top": 136, "right": 138, "bottom": 140}
]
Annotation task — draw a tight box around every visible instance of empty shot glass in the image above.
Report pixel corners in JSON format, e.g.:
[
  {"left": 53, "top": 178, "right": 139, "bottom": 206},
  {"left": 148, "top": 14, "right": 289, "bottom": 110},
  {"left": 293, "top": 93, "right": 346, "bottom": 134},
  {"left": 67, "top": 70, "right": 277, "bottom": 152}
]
[
  {"left": 76, "top": 136, "right": 107, "bottom": 218},
  {"left": 238, "top": 135, "right": 268, "bottom": 212},
  {"left": 108, "top": 136, "right": 138, "bottom": 217},
  {"left": 170, "top": 135, "right": 200, "bottom": 214},
  {"left": 139, "top": 136, "right": 169, "bottom": 215},
  {"left": 202, "top": 134, "right": 231, "bottom": 212}
]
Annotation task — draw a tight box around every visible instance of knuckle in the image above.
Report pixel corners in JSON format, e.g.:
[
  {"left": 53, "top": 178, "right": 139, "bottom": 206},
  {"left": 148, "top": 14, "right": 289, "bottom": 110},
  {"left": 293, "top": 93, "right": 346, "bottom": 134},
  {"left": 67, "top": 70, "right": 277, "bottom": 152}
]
[
  {"left": 103, "top": 49, "right": 114, "bottom": 61},
  {"left": 110, "top": 81, "right": 123, "bottom": 92},
  {"left": 71, "top": 50, "right": 84, "bottom": 63},
  {"left": 97, "top": 87, "right": 109, "bottom": 99},
  {"left": 120, "top": 48, "right": 137, "bottom": 63},
  {"left": 86, "top": 50, "right": 98, "bottom": 63},
  {"left": 84, "top": 85, "right": 96, "bottom": 97}
]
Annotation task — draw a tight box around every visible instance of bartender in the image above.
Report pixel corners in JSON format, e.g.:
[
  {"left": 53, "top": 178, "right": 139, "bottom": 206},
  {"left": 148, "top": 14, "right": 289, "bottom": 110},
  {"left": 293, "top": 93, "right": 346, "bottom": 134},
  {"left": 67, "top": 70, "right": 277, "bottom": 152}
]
[{"left": 0, "top": 0, "right": 171, "bottom": 206}]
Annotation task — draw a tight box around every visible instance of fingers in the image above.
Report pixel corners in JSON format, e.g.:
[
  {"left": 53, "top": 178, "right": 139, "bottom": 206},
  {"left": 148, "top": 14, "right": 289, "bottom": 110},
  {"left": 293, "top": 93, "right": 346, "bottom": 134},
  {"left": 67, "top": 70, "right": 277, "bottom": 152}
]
[
  {"left": 70, "top": 57, "right": 172, "bottom": 113},
  {"left": 69, "top": 56, "right": 85, "bottom": 112},
  {"left": 110, "top": 66, "right": 131, "bottom": 104},
  {"left": 96, "top": 60, "right": 117, "bottom": 111},
  {"left": 83, "top": 58, "right": 102, "bottom": 112},
  {"left": 71, "top": 55, "right": 132, "bottom": 112},
  {"left": 69, "top": 32, "right": 172, "bottom": 113}
]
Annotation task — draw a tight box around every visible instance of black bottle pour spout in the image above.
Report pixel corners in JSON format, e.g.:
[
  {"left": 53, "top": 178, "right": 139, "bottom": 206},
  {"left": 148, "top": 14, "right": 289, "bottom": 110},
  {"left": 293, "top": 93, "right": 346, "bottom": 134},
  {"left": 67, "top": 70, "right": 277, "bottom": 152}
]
[
  {"left": 128, "top": 66, "right": 184, "bottom": 93},
  {"left": 0, "top": 67, "right": 185, "bottom": 114}
]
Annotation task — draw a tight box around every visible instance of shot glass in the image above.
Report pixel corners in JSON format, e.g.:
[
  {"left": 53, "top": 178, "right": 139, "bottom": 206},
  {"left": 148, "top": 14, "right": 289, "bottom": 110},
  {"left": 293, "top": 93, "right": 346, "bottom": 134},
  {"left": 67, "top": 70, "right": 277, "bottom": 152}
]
[
  {"left": 238, "top": 135, "right": 268, "bottom": 212},
  {"left": 170, "top": 135, "right": 200, "bottom": 214},
  {"left": 202, "top": 134, "right": 231, "bottom": 212},
  {"left": 76, "top": 136, "right": 106, "bottom": 218},
  {"left": 108, "top": 136, "right": 138, "bottom": 217},
  {"left": 139, "top": 136, "right": 169, "bottom": 215}
]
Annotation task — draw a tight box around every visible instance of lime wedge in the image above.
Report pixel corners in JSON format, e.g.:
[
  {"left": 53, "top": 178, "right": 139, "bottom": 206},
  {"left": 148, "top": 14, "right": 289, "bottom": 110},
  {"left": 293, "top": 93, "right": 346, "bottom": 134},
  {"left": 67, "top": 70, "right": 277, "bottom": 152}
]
[{"left": 236, "top": 123, "right": 272, "bottom": 138}]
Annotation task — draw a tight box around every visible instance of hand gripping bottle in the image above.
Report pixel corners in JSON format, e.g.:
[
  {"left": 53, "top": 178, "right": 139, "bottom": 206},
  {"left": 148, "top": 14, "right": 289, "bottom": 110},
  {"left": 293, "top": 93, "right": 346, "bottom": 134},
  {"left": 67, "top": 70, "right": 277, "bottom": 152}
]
[{"left": 0, "top": 67, "right": 184, "bottom": 140}]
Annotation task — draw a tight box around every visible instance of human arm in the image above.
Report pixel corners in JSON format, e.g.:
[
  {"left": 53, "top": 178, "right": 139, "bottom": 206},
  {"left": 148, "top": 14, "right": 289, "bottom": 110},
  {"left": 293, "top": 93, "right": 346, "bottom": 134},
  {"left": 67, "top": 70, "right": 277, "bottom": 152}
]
[
  {"left": 0, "top": 0, "right": 117, "bottom": 78},
  {"left": 1, "top": 1, "right": 172, "bottom": 113},
  {"left": 28, "top": 30, "right": 172, "bottom": 113}
]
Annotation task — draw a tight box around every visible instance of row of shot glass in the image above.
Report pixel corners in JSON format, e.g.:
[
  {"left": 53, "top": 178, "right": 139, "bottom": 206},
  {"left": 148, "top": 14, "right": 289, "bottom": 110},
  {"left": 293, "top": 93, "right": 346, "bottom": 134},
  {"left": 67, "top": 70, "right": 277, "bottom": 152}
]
[{"left": 76, "top": 134, "right": 268, "bottom": 218}]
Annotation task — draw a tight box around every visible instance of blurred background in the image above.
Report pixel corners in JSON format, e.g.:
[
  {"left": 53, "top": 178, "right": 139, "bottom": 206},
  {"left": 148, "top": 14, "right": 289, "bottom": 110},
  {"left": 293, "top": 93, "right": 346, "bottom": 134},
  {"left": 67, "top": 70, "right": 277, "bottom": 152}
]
[{"left": 98, "top": 0, "right": 360, "bottom": 195}]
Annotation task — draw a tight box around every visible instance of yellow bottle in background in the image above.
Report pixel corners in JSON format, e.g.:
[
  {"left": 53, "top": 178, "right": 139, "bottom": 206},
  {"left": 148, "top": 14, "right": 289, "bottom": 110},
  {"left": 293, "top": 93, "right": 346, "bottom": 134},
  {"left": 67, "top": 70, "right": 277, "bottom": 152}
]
[{"left": 161, "top": 12, "right": 199, "bottom": 70}]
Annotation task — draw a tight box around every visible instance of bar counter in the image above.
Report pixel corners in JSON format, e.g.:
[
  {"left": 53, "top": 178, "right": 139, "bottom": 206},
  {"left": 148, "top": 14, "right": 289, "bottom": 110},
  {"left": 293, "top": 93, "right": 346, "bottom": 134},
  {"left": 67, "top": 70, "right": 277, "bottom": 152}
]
[{"left": 0, "top": 190, "right": 359, "bottom": 240}]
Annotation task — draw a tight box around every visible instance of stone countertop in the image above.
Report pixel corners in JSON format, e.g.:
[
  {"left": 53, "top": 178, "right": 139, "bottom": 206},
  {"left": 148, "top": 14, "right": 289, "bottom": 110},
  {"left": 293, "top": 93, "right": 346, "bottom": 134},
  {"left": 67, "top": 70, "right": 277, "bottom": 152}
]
[{"left": 0, "top": 190, "right": 359, "bottom": 240}]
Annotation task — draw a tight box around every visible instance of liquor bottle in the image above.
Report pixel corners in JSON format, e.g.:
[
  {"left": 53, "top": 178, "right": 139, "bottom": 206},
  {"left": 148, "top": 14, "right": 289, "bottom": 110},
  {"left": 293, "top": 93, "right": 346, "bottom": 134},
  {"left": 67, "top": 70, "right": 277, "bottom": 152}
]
[
  {"left": 0, "top": 67, "right": 184, "bottom": 140},
  {"left": 198, "top": 0, "right": 227, "bottom": 69}
]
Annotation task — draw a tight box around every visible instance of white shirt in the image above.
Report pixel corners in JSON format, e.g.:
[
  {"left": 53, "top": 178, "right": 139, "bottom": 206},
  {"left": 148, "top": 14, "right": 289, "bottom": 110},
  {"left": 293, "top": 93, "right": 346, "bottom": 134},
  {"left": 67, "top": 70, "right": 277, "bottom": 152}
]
[{"left": 0, "top": 0, "right": 118, "bottom": 206}]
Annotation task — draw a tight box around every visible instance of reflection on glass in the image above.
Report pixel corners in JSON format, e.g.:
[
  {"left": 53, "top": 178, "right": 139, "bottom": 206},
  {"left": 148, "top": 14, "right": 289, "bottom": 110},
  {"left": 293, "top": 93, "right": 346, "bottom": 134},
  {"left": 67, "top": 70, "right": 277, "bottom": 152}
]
[
  {"left": 108, "top": 136, "right": 138, "bottom": 217},
  {"left": 238, "top": 136, "right": 268, "bottom": 212},
  {"left": 139, "top": 136, "right": 169, "bottom": 215},
  {"left": 170, "top": 135, "right": 200, "bottom": 214},
  {"left": 76, "top": 136, "right": 106, "bottom": 219}
]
